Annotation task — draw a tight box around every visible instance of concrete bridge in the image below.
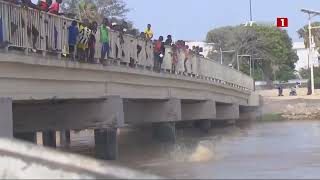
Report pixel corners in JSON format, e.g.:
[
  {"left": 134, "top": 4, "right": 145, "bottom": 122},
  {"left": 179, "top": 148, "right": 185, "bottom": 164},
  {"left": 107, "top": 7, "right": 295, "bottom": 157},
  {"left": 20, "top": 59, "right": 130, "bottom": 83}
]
[{"left": 0, "top": 1, "right": 260, "bottom": 160}]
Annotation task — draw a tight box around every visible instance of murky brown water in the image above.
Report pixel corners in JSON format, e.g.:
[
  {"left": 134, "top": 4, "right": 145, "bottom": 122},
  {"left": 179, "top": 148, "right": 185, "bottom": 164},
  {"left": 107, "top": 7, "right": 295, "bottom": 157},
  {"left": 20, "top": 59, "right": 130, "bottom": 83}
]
[{"left": 64, "top": 120, "right": 320, "bottom": 179}]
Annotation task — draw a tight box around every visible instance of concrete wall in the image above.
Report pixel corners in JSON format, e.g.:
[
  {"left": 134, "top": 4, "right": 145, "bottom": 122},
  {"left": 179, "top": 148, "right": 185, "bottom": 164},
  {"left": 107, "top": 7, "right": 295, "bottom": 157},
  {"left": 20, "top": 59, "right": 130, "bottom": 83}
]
[
  {"left": 0, "top": 98, "right": 12, "bottom": 138},
  {"left": 0, "top": 53, "right": 253, "bottom": 107}
]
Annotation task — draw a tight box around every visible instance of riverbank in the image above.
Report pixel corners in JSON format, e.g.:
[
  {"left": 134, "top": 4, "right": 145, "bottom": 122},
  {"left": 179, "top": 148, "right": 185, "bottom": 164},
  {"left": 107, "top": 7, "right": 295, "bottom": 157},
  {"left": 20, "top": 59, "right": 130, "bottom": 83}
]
[{"left": 258, "top": 88, "right": 320, "bottom": 121}]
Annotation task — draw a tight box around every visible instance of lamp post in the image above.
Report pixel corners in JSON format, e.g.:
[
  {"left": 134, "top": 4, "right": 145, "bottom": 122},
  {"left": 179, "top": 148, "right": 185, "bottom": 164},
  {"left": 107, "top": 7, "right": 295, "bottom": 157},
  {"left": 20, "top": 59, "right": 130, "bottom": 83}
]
[
  {"left": 249, "top": 0, "right": 253, "bottom": 22},
  {"left": 237, "top": 54, "right": 252, "bottom": 77},
  {"left": 219, "top": 49, "right": 236, "bottom": 65},
  {"left": 301, "top": 9, "right": 320, "bottom": 95}
]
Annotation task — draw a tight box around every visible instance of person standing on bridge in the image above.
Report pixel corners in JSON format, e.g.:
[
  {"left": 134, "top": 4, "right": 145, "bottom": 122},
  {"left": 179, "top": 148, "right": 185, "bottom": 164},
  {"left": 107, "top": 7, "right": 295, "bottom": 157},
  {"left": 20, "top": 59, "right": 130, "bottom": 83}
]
[
  {"left": 68, "top": 20, "right": 79, "bottom": 61},
  {"left": 144, "top": 24, "right": 153, "bottom": 41},
  {"left": 154, "top": 36, "right": 165, "bottom": 72},
  {"left": 100, "top": 18, "right": 110, "bottom": 65}
]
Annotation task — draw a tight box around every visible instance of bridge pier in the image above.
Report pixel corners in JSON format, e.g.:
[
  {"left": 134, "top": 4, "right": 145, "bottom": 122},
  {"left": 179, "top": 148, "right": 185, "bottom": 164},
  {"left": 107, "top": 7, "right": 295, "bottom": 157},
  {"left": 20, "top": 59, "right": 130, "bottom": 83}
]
[
  {"left": 0, "top": 98, "right": 13, "bottom": 138},
  {"left": 94, "top": 128, "right": 118, "bottom": 160},
  {"left": 152, "top": 122, "right": 176, "bottom": 142},
  {"left": 59, "top": 130, "right": 71, "bottom": 147},
  {"left": 42, "top": 131, "right": 56, "bottom": 148},
  {"left": 198, "top": 119, "right": 212, "bottom": 132}
]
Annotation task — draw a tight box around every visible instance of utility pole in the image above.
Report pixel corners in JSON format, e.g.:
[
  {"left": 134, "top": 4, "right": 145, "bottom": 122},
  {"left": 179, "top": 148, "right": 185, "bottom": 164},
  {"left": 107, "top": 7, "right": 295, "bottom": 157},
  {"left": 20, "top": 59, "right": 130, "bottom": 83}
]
[
  {"left": 301, "top": 9, "right": 320, "bottom": 95},
  {"left": 249, "top": 0, "right": 253, "bottom": 21}
]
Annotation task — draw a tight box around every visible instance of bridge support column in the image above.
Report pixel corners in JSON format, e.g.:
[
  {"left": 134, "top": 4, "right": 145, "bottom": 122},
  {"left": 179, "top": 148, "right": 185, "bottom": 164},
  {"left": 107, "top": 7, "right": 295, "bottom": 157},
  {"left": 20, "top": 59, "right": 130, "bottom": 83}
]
[
  {"left": 152, "top": 122, "right": 176, "bottom": 142},
  {"left": 59, "top": 130, "right": 71, "bottom": 147},
  {"left": 42, "top": 131, "right": 56, "bottom": 148},
  {"left": 14, "top": 132, "right": 36, "bottom": 143},
  {"left": 0, "top": 98, "right": 13, "bottom": 138},
  {"left": 94, "top": 128, "right": 118, "bottom": 160},
  {"left": 198, "top": 119, "right": 211, "bottom": 132}
]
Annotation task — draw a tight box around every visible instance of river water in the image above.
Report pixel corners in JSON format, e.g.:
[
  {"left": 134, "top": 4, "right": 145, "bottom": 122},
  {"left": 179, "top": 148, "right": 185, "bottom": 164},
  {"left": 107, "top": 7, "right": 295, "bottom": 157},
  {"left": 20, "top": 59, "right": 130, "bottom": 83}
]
[{"left": 67, "top": 120, "right": 320, "bottom": 179}]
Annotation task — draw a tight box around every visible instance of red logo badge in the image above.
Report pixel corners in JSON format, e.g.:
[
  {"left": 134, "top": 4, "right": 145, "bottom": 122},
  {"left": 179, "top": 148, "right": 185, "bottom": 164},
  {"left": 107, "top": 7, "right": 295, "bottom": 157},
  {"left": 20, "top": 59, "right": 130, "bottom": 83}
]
[{"left": 277, "top": 18, "right": 288, "bottom": 27}]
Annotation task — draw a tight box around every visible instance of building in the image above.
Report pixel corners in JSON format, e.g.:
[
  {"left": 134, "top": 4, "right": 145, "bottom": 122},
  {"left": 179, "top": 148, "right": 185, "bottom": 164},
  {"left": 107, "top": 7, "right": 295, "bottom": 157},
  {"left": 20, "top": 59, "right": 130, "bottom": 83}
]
[{"left": 293, "top": 42, "right": 319, "bottom": 71}]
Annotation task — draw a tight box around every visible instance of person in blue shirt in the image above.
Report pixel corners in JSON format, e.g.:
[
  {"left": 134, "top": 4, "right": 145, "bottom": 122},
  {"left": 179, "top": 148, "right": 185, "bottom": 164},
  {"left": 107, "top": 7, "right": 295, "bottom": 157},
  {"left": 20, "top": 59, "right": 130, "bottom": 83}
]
[{"left": 68, "top": 20, "right": 79, "bottom": 60}]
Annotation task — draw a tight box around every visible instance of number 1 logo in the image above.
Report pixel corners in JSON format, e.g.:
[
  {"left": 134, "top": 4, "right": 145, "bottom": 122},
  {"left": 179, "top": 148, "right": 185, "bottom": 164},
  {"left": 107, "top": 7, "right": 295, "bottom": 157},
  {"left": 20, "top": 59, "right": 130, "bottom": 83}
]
[{"left": 277, "top": 18, "right": 288, "bottom": 27}]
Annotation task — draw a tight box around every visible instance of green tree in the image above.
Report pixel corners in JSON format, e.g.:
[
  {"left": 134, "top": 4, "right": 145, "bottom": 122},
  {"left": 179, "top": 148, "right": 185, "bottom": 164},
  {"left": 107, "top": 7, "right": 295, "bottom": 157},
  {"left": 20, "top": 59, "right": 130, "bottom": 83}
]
[
  {"left": 61, "top": 0, "right": 129, "bottom": 20},
  {"left": 206, "top": 24, "right": 298, "bottom": 82},
  {"left": 297, "top": 22, "right": 320, "bottom": 52}
]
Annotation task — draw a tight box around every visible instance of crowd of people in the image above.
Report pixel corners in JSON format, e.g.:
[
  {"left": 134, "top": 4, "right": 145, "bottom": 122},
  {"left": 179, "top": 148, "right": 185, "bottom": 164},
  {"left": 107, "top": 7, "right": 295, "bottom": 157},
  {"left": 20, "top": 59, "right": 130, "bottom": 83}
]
[{"left": 1, "top": 0, "right": 207, "bottom": 73}]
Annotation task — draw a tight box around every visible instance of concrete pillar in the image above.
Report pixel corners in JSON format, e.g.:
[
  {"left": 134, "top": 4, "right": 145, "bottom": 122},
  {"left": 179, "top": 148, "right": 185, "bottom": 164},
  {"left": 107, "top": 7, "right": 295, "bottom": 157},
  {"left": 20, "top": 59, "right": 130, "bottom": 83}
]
[
  {"left": 198, "top": 119, "right": 211, "bottom": 132},
  {"left": 42, "top": 131, "right": 56, "bottom": 148},
  {"left": 14, "top": 132, "right": 37, "bottom": 143},
  {"left": 152, "top": 122, "right": 176, "bottom": 142},
  {"left": 59, "top": 130, "right": 71, "bottom": 147},
  {"left": 181, "top": 100, "right": 216, "bottom": 121},
  {"left": 94, "top": 128, "right": 118, "bottom": 160},
  {"left": 0, "top": 98, "right": 13, "bottom": 138}
]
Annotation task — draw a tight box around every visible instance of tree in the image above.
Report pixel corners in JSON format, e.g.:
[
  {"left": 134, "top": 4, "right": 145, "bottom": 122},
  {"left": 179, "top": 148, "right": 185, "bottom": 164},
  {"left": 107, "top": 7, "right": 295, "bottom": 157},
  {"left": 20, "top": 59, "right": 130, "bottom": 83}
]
[
  {"left": 61, "top": 0, "right": 129, "bottom": 20},
  {"left": 297, "top": 22, "right": 320, "bottom": 53},
  {"left": 206, "top": 24, "right": 298, "bottom": 82}
]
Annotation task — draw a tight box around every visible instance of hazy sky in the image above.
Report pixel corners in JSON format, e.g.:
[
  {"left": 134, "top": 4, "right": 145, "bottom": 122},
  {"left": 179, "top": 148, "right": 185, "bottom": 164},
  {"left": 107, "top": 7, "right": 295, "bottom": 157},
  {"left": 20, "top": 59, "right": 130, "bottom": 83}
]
[{"left": 124, "top": 0, "right": 320, "bottom": 42}]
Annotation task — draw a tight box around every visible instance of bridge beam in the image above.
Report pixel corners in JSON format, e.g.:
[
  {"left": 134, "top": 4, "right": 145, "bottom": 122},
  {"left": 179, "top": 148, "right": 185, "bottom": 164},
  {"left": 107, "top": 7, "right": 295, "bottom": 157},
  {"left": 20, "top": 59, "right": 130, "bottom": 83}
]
[
  {"left": 215, "top": 103, "right": 239, "bottom": 121},
  {"left": 124, "top": 98, "right": 181, "bottom": 124},
  {"left": 13, "top": 96, "right": 124, "bottom": 133},
  {"left": 0, "top": 98, "right": 13, "bottom": 138},
  {"left": 181, "top": 100, "right": 216, "bottom": 121}
]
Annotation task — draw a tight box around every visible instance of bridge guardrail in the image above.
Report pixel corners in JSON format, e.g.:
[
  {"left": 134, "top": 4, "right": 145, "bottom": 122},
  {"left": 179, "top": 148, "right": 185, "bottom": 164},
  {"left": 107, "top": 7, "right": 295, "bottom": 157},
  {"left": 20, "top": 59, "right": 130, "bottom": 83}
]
[{"left": 0, "top": 0, "right": 254, "bottom": 91}]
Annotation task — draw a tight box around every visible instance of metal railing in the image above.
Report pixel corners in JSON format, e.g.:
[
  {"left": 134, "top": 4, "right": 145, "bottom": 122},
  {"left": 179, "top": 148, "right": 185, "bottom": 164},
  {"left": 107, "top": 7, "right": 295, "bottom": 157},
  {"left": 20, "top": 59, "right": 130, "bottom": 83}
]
[{"left": 0, "top": 0, "right": 254, "bottom": 91}]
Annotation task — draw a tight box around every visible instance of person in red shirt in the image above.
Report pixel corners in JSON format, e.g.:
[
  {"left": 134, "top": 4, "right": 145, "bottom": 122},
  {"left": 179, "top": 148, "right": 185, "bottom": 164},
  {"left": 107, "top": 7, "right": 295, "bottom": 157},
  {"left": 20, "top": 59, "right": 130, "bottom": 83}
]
[
  {"left": 49, "top": 0, "right": 62, "bottom": 15},
  {"left": 154, "top": 36, "right": 165, "bottom": 72}
]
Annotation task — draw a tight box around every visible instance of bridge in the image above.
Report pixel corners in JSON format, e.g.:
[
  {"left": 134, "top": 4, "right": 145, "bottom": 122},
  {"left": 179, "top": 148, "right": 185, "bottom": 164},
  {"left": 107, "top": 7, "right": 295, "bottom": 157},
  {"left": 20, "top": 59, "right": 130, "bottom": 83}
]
[{"left": 0, "top": 1, "right": 260, "bottom": 160}]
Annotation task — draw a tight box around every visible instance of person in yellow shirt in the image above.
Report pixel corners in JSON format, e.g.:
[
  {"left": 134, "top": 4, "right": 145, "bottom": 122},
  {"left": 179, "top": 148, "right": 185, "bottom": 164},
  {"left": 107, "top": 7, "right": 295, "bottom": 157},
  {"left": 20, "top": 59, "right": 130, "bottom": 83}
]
[{"left": 144, "top": 24, "right": 153, "bottom": 40}]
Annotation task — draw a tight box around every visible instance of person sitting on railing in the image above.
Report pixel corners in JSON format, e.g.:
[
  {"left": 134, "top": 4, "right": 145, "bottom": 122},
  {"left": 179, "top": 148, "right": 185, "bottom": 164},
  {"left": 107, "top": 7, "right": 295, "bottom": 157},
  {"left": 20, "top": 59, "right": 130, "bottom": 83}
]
[
  {"left": 100, "top": 18, "right": 110, "bottom": 64},
  {"left": 87, "top": 21, "right": 97, "bottom": 64},
  {"left": 77, "top": 19, "right": 91, "bottom": 62},
  {"left": 164, "top": 35, "right": 173, "bottom": 46},
  {"left": 184, "top": 45, "right": 190, "bottom": 73},
  {"left": 171, "top": 44, "right": 178, "bottom": 73},
  {"left": 37, "top": 0, "right": 52, "bottom": 11},
  {"left": 68, "top": 20, "right": 79, "bottom": 61},
  {"left": 20, "top": 0, "right": 39, "bottom": 9},
  {"left": 144, "top": 24, "right": 153, "bottom": 41},
  {"left": 154, "top": 36, "right": 165, "bottom": 72},
  {"left": 48, "top": 0, "right": 62, "bottom": 15}
]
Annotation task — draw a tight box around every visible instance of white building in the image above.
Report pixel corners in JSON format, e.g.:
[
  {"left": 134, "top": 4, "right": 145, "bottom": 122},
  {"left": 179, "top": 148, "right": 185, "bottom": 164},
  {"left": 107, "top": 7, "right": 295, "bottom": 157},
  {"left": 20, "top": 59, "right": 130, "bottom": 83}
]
[
  {"left": 185, "top": 41, "right": 213, "bottom": 58},
  {"left": 293, "top": 42, "right": 319, "bottom": 71}
]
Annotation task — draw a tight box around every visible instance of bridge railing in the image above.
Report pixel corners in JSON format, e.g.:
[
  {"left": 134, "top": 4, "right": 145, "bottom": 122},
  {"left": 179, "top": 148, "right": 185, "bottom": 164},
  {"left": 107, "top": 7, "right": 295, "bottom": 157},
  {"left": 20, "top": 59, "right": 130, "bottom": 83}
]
[{"left": 0, "top": 0, "right": 254, "bottom": 91}]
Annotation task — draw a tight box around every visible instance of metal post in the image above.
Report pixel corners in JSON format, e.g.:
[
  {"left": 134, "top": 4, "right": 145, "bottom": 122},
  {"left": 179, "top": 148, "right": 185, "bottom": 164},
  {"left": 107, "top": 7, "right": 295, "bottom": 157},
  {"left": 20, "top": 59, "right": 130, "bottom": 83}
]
[
  {"left": 308, "top": 15, "right": 315, "bottom": 94},
  {"left": 237, "top": 53, "right": 240, "bottom": 71},
  {"left": 249, "top": 56, "right": 252, "bottom": 77},
  {"left": 249, "top": 0, "right": 253, "bottom": 21},
  {"left": 220, "top": 47, "right": 223, "bottom": 65}
]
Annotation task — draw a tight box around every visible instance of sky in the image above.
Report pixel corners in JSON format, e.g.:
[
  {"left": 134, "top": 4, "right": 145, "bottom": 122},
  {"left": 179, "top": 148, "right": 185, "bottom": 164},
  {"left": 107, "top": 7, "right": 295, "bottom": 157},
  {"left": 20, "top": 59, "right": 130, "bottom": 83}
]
[{"left": 124, "top": 0, "right": 320, "bottom": 42}]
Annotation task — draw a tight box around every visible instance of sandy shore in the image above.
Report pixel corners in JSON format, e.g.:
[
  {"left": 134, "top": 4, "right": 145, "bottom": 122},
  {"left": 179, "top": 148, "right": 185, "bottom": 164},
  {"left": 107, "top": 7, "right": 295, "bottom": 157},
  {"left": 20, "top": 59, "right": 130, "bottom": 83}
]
[{"left": 258, "top": 88, "right": 320, "bottom": 120}]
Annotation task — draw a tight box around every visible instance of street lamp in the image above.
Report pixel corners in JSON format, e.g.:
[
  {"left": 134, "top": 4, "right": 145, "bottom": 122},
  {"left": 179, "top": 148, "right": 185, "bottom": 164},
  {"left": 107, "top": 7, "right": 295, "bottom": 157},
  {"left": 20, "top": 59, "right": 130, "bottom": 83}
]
[
  {"left": 237, "top": 54, "right": 252, "bottom": 76},
  {"left": 249, "top": 0, "right": 253, "bottom": 22},
  {"left": 301, "top": 9, "right": 320, "bottom": 95}
]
